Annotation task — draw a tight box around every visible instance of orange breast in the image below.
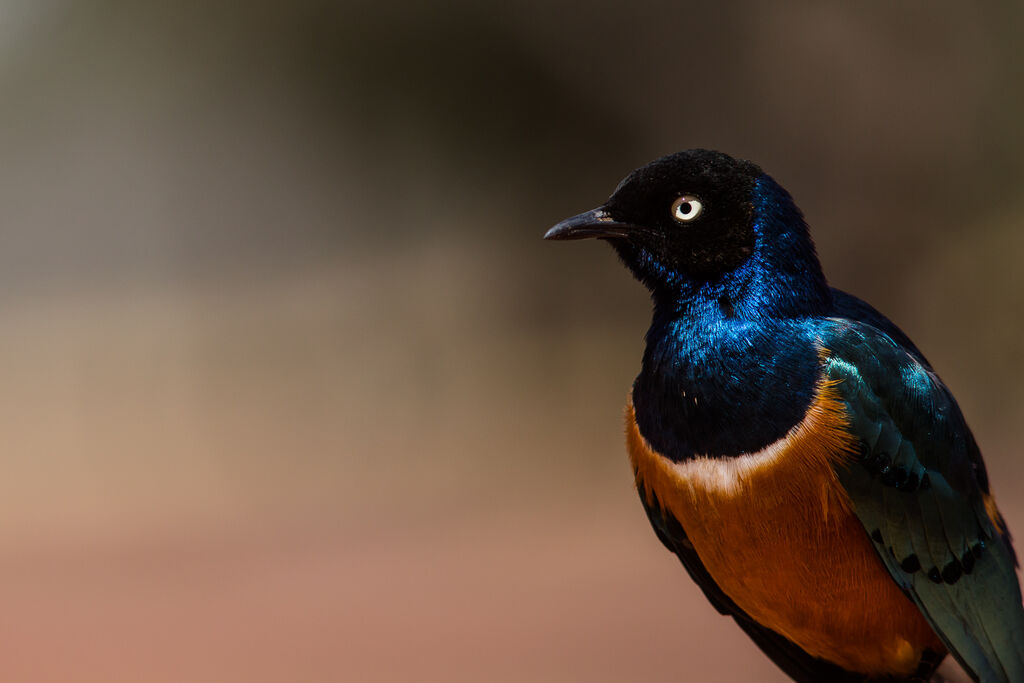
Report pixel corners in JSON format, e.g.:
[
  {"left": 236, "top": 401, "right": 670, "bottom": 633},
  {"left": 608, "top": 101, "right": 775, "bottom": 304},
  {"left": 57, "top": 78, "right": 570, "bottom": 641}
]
[{"left": 626, "top": 376, "right": 944, "bottom": 677}]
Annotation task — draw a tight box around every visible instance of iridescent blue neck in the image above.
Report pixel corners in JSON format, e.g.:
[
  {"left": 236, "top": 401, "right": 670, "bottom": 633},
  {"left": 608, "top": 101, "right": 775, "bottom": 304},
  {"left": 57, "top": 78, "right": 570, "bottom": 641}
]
[{"left": 634, "top": 313, "right": 822, "bottom": 461}]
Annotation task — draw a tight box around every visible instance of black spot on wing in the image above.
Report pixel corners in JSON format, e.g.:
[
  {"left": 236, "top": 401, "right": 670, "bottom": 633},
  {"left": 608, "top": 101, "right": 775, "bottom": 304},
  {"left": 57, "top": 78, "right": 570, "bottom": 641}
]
[
  {"left": 900, "top": 554, "right": 921, "bottom": 574},
  {"left": 941, "top": 559, "right": 963, "bottom": 585}
]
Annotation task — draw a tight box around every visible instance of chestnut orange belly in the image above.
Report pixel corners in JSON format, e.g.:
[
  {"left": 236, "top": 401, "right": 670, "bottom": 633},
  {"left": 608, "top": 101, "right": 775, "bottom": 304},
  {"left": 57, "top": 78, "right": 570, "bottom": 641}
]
[{"left": 626, "top": 378, "right": 944, "bottom": 677}]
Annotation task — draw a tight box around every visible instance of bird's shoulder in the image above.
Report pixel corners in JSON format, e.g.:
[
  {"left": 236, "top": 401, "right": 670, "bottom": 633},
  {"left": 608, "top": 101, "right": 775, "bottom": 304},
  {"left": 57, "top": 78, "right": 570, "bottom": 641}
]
[{"left": 826, "top": 288, "right": 929, "bottom": 364}]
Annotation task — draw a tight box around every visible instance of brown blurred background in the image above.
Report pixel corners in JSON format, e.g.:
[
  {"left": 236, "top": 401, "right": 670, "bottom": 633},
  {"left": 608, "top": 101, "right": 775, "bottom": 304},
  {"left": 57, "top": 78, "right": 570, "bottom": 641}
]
[{"left": 1, "top": 2, "right": 1023, "bottom": 681}]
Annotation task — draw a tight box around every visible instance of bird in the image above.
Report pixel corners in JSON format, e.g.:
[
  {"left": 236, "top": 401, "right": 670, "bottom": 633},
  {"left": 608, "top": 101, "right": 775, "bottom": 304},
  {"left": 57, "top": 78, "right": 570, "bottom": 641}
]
[{"left": 544, "top": 149, "right": 1024, "bottom": 682}]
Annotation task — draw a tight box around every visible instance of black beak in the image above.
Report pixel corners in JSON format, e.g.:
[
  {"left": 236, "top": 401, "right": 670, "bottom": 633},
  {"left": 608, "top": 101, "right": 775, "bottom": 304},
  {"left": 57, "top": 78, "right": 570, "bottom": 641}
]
[{"left": 544, "top": 208, "right": 635, "bottom": 241}]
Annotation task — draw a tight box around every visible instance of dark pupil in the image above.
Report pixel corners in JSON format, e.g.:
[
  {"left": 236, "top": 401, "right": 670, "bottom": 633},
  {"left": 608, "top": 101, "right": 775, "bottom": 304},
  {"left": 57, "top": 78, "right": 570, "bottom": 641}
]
[{"left": 679, "top": 202, "right": 691, "bottom": 214}]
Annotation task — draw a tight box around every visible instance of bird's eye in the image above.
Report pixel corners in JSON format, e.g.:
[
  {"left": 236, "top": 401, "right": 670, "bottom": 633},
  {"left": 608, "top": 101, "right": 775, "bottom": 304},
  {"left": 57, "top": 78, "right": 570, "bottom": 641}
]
[{"left": 671, "top": 195, "right": 703, "bottom": 223}]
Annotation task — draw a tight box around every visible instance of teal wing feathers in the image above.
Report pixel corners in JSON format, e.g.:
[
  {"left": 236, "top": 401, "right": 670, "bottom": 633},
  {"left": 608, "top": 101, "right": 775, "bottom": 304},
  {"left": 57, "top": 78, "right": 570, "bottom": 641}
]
[{"left": 822, "top": 319, "right": 1024, "bottom": 683}]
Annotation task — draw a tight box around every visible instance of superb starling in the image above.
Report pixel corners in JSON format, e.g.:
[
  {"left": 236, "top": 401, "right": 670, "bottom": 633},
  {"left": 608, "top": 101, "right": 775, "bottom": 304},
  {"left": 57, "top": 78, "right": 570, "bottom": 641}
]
[{"left": 545, "top": 150, "right": 1024, "bottom": 682}]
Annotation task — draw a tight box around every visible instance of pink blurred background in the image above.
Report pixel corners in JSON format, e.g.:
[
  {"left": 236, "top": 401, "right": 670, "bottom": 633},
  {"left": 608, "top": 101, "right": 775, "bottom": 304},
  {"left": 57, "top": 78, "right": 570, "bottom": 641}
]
[{"left": 1, "top": 3, "right": 1022, "bottom": 681}]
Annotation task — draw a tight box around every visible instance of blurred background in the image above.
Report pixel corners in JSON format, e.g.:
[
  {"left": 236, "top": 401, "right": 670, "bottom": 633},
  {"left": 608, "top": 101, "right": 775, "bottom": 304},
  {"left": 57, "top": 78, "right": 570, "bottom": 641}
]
[{"left": 1, "top": 2, "right": 1022, "bottom": 681}]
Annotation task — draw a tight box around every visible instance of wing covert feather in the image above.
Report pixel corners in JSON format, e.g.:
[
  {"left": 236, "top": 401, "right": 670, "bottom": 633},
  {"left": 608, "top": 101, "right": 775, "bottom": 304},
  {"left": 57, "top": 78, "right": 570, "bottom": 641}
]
[{"left": 822, "top": 320, "right": 1024, "bottom": 682}]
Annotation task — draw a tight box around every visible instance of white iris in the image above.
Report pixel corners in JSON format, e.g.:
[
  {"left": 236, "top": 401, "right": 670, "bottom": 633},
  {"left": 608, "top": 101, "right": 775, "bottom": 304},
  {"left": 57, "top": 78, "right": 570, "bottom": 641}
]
[{"left": 671, "top": 195, "right": 703, "bottom": 223}]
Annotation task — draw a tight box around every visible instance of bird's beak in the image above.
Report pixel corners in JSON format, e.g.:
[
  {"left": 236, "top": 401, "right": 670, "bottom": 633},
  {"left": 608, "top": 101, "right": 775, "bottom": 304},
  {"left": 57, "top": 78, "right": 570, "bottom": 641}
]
[{"left": 544, "top": 208, "right": 634, "bottom": 241}]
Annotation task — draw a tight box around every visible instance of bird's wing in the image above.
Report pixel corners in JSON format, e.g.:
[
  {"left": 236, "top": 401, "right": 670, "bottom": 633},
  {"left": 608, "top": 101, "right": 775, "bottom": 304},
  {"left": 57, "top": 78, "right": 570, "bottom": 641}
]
[
  {"left": 821, "top": 319, "right": 1024, "bottom": 682},
  {"left": 638, "top": 486, "right": 874, "bottom": 683}
]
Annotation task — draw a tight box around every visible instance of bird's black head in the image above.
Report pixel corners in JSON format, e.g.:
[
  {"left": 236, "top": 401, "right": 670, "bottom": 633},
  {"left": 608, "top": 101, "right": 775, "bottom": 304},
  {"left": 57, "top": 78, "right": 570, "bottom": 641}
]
[{"left": 546, "top": 149, "right": 830, "bottom": 319}]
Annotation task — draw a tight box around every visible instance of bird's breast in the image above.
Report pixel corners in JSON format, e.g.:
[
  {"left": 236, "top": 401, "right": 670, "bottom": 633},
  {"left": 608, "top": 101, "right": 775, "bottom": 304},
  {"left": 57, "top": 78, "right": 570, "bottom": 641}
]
[{"left": 626, "top": 374, "right": 944, "bottom": 677}]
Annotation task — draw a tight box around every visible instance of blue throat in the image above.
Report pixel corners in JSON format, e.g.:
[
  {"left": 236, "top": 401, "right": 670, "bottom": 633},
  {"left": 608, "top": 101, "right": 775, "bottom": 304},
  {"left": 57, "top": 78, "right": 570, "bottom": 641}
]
[{"left": 629, "top": 175, "right": 834, "bottom": 461}]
